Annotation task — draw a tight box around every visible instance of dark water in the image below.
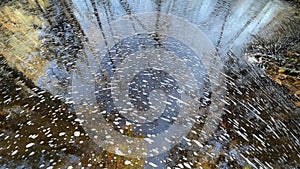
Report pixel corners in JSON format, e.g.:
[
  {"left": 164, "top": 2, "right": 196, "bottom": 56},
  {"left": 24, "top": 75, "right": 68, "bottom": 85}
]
[{"left": 0, "top": 0, "right": 299, "bottom": 168}]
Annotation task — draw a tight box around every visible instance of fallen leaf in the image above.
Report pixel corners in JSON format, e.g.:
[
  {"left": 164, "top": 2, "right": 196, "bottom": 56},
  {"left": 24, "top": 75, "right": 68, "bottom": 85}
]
[
  {"left": 278, "top": 68, "right": 286, "bottom": 73},
  {"left": 277, "top": 74, "right": 287, "bottom": 80},
  {"left": 0, "top": 110, "right": 7, "bottom": 116},
  {"left": 272, "top": 78, "right": 282, "bottom": 85},
  {"left": 287, "top": 51, "right": 296, "bottom": 57}
]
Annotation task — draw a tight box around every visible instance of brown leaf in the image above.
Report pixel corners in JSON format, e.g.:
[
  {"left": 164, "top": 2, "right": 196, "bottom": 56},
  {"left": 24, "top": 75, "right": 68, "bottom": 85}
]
[
  {"left": 0, "top": 110, "right": 7, "bottom": 116},
  {"left": 278, "top": 68, "right": 286, "bottom": 73},
  {"left": 272, "top": 78, "right": 282, "bottom": 85}
]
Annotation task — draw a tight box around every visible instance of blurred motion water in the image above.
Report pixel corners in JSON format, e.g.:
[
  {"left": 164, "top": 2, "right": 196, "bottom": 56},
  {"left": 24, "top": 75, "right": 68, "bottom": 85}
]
[{"left": 0, "top": 0, "right": 299, "bottom": 168}]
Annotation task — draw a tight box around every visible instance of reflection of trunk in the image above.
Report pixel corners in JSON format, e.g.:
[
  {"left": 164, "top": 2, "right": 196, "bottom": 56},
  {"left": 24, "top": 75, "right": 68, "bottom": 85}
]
[
  {"left": 215, "top": 0, "right": 233, "bottom": 52},
  {"left": 154, "top": 0, "right": 162, "bottom": 42},
  {"left": 119, "top": 0, "right": 132, "bottom": 15},
  {"left": 90, "top": 0, "right": 115, "bottom": 68}
]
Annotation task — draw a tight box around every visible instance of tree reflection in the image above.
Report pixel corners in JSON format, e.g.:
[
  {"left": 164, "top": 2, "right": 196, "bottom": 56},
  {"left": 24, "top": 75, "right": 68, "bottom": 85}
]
[{"left": 0, "top": 0, "right": 299, "bottom": 168}]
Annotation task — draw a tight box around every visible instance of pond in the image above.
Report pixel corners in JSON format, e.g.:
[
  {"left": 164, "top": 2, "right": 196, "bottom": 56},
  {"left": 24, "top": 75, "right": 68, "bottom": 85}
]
[{"left": 0, "top": 0, "right": 299, "bottom": 168}]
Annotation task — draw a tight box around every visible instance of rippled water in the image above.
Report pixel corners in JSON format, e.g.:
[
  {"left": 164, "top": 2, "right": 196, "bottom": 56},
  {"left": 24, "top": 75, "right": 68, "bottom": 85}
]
[{"left": 0, "top": 0, "right": 299, "bottom": 168}]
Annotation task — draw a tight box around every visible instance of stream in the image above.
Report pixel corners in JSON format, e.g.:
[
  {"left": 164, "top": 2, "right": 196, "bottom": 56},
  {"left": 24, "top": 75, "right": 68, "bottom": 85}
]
[{"left": 0, "top": 0, "right": 299, "bottom": 168}]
